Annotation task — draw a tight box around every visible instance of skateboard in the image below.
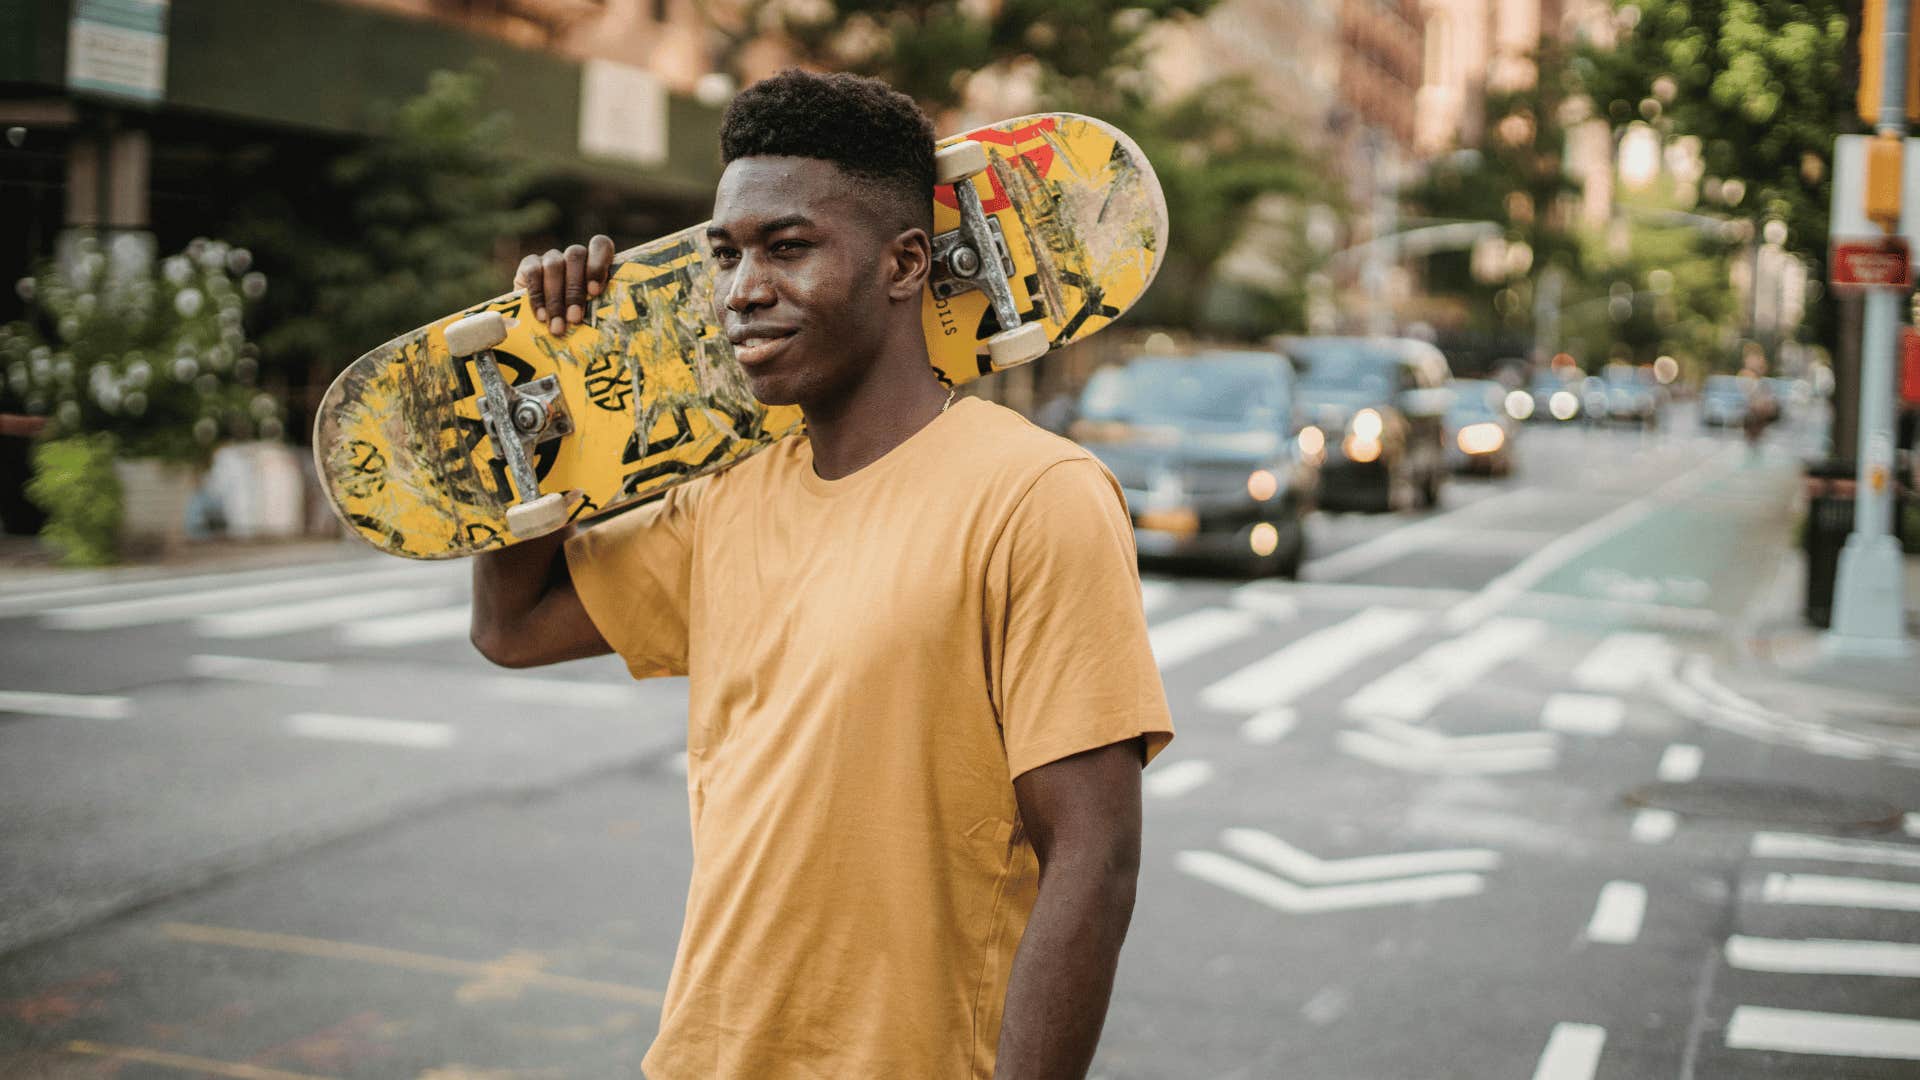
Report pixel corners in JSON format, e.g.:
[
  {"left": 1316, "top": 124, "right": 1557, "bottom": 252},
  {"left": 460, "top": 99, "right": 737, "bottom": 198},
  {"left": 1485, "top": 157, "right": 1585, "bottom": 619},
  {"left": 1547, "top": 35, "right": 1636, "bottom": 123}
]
[{"left": 314, "top": 113, "right": 1168, "bottom": 559}]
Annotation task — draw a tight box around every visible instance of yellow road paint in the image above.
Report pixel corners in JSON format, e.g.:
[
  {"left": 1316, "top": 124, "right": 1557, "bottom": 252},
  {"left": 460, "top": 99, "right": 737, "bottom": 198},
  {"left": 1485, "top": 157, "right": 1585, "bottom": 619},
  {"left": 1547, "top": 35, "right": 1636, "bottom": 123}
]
[
  {"left": 65, "top": 1040, "right": 338, "bottom": 1079},
  {"left": 160, "top": 922, "right": 663, "bottom": 1006}
]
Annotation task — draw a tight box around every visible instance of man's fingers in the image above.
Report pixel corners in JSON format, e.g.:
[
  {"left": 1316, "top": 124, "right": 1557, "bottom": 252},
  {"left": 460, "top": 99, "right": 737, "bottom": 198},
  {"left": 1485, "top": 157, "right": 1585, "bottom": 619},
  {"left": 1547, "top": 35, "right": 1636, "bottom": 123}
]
[
  {"left": 586, "top": 235, "right": 615, "bottom": 298},
  {"left": 540, "top": 250, "right": 567, "bottom": 335},
  {"left": 563, "top": 244, "right": 588, "bottom": 324},
  {"left": 515, "top": 254, "right": 545, "bottom": 321}
]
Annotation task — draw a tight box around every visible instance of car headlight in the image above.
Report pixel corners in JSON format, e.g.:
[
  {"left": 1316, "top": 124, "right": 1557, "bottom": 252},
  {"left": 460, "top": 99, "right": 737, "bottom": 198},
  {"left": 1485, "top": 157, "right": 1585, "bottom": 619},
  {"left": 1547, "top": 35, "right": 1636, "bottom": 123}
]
[
  {"left": 1344, "top": 434, "right": 1383, "bottom": 463},
  {"left": 1351, "top": 408, "right": 1384, "bottom": 442},
  {"left": 1549, "top": 391, "right": 1578, "bottom": 420},
  {"left": 1505, "top": 390, "right": 1535, "bottom": 420},
  {"left": 1297, "top": 425, "right": 1326, "bottom": 458},
  {"left": 1247, "top": 469, "right": 1280, "bottom": 501},
  {"left": 1457, "top": 422, "right": 1505, "bottom": 454}
]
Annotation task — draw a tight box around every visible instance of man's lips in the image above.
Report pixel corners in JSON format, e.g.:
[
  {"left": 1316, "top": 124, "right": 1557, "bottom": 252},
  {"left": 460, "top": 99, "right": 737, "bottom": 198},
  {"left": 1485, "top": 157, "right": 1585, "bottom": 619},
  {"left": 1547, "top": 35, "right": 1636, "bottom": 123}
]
[{"left": 729, "top": 327, "right": 797, "bottom": 367}]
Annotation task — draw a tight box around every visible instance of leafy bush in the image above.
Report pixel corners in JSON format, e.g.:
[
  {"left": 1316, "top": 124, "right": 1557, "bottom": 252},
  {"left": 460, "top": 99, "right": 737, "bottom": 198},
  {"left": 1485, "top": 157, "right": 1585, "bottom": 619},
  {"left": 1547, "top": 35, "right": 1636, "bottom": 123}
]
[
  {"left": 26, "top": 435, "right": 121, "bottom": 566},
  {"left": 1, "top": 236, "right": 284, "bottom": 466}
]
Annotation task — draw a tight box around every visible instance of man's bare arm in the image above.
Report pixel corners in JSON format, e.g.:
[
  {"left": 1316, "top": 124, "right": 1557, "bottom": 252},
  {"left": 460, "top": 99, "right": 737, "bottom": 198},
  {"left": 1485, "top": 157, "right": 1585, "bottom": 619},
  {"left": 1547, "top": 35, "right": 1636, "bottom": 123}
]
[
  {"left": 993, "top": 738, "right": 1145, "bottom": 1080},
  {"left": 469, "top": 528, "right": 611, "bottom": 668}
]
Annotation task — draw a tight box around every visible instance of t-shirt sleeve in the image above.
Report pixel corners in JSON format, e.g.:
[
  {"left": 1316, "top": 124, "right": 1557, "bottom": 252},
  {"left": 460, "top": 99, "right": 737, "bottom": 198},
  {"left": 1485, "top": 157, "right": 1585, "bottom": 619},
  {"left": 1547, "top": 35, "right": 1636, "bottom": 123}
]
[
  {"left": 564, "top": 477, "right": 706, "bottom": 680},
  {"left": 987, "top": 456, "right": 1174, "bottom": 779}
]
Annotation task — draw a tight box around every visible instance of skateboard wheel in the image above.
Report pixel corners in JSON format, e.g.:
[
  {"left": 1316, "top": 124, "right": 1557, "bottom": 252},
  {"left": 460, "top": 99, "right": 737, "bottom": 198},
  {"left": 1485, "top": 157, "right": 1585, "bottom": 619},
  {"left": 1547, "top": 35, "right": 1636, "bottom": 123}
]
[
  {"left": 505, "top": 491, "right": 573, "bottom": 538},
  {"left": 986, "top": 322, "right": 1050, "bottom": 369},
  {"left": 444, "top": 312, "right": 508, "bottom": 358},
  {"left": 934, "top": 140, "right": 989, "bottom": 184}
]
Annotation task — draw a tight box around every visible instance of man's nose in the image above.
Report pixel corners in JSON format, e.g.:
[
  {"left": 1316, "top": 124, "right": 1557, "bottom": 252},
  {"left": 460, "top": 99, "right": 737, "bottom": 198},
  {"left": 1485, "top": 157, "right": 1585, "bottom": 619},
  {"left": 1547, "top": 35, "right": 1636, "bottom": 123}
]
[{"left": 724, "top": 254, "right": 776, "bottom": 313}]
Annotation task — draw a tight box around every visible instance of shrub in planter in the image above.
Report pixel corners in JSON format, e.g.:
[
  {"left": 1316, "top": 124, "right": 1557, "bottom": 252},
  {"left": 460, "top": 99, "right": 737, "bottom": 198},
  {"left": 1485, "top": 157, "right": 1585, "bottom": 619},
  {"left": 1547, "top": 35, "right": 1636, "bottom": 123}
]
[
  {"left": 2, "top": 236, "right": 287, "bottom": 557},
  {"left": 25, "top": 435, "right": 120, "bottom": 566}
]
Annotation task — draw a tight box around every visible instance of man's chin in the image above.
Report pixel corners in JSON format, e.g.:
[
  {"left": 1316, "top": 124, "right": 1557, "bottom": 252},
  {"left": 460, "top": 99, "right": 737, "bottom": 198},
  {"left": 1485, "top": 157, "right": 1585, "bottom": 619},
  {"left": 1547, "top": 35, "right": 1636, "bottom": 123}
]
[{"left": 743, "top": 371, "right": 801, "bottom": 408}]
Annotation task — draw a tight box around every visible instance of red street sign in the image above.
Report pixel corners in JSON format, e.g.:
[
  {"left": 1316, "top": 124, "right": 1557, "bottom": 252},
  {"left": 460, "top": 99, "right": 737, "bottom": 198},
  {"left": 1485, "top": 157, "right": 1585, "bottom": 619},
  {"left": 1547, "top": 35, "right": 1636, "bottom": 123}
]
[
  {"left": 1902, "top": 326, "right": 1920, "bottom": 405},
  {"left": 1830, "top": 237, "right": 1912, "bottom": 288}
]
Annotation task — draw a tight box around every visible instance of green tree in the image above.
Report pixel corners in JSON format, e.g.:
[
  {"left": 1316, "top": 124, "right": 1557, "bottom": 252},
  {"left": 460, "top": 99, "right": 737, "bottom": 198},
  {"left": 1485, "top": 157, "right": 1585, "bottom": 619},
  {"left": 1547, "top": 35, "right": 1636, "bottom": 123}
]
[{"left": 227, "top": 68, "right": 555, "bottom": 427}]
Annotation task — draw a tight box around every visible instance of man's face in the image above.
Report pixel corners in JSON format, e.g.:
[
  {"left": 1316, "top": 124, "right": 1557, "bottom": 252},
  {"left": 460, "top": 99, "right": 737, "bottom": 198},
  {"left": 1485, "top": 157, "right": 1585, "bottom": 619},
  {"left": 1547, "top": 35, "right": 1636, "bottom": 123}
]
[{"left": 707, "top": 156, "right": 898, "bottom": 408}]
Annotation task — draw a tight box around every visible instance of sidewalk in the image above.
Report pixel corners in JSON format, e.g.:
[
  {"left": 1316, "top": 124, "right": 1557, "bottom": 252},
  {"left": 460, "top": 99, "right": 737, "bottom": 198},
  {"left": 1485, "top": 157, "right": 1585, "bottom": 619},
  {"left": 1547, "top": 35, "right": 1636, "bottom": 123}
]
[{"left": 0, "top": 532, "right": 381, "bottom": 592}]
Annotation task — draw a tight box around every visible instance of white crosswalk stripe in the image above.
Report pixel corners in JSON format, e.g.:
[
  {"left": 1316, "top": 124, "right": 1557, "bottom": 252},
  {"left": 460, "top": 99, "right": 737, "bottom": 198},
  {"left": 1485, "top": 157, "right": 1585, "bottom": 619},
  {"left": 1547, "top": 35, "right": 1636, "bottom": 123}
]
[
  {"left": 1200, "top": 608, "right": 1427, "bottom": 713},
  {"left": 1343, "top": 616, "right": 1546, "bottom": 722},
  {"left": 287, "top": 712, "right": 455, "bottom": 749},
  {"left": 195, "top": 588, "right": 459, "bottom": 638},
  {"left": 42, "top": 564, "right": 457, "bottom": 631},
  {"left": 338, "top": 605, "right": 473, "bottom": 647},
  {"left": 1148, "top": 608, "right": 1262, "bottom": 671}
]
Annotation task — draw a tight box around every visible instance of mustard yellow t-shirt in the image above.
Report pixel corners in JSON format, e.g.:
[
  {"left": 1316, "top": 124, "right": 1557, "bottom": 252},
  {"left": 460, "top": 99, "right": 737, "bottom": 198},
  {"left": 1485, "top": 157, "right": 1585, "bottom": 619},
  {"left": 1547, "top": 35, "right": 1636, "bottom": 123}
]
[{"left": 565, "top": 397, "right": 1173, "bottom": 1079}]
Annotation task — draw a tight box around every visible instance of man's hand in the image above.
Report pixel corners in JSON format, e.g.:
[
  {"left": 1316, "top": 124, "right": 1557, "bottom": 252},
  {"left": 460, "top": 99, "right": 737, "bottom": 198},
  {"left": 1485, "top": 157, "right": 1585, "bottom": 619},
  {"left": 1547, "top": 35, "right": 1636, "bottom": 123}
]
[{"left": 514, "top": 235, "right": 615, "bottom": 337}]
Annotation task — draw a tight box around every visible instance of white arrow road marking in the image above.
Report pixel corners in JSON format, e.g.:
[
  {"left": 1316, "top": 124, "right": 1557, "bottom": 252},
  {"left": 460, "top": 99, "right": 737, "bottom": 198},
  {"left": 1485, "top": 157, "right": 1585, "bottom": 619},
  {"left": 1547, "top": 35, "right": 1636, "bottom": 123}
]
[
  {"left": 1175, "top": 850, "right": 1486, "bottom": 914},
  {"left": 1572, "top": 633, "right": 1675, "bottom": 693},
  {"left": 1148, "top": 608, "right": 1262, "bottom": 671},
  {"left": 1760, "top": 873, "right": 1920, "bottom": 913},
  {"left": 1239, "top": 708, "right": 1297, "bottom": 745},
  {"left": 1540, "top": 693, "right": 1624, "bottom": 736},
  {"left": 1219, "top": 828, "right": 1500, "bottom": 883},
  {"left": 1751, "top": 832, "right": 1920, "bottom": 869},
  {"left": 1656, "top": 743, "right": 1702, "bottom": 782},
  {"left": 287, "top": 713, "right": 455, "bottom": 750},
  {"left": 188, "top": 654, "right": 332, "bottom": 687},
  {"left": 1343, "top": 617, "right": 1547, "bottom": 723},
  {"left": 195, "top": 589, "right": 456, "bottom": 638},
  {"left": 1630, "top": 809, "right": 1677, "bottom": 844},
  {"left": 1143, "top": 759, "right": 1214, "bottom": 799},
  {"left": 0, "top": 690, "right": 131, "bottom": 720},
  {"left": 1336, "top": 718, "right": 1558, "bottom": 775},
  {"left": 339, "top": 604, "right": 472, "bottom": 647},
  {"left": 1727, "top": 936, "right": 1920, "bottom": 978},
  {"left": 1531, "top": 1022, "right": 1606, "bottom": 1080},
  {"left": 1584, "top": 881, "right": 1646, "bottom": 944},
  {"left": 1200, "top": 608, "right": 1427, "bottom": 713},
  {"left": 1726, "top": 1007, "right": 1920, "bottom": 1061}
]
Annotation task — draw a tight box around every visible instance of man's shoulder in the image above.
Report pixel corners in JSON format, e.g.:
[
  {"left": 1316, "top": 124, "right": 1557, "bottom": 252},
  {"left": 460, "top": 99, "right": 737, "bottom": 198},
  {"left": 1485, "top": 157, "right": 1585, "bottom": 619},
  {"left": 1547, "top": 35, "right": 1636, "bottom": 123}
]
[{"left": 953, "top": 398, "right": 1106, "bottom": 483}]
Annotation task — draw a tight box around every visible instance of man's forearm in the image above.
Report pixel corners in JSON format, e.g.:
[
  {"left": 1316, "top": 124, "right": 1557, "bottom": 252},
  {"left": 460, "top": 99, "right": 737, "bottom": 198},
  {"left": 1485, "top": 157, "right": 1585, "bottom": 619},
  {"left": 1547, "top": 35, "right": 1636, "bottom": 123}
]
[
  {"left": 469, "top": 526, "right": 571, "bottom": 661},
  {"left": 992, "top": 852, "right": 1138, "bottom": 1080}
]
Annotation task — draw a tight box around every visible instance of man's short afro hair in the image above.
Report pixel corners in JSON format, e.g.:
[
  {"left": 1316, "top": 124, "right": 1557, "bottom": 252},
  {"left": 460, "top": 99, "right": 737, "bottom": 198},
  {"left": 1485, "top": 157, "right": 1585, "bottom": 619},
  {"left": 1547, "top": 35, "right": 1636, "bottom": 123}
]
[{"left": 720, "top": 69, "right": 937, "bottom": 233}]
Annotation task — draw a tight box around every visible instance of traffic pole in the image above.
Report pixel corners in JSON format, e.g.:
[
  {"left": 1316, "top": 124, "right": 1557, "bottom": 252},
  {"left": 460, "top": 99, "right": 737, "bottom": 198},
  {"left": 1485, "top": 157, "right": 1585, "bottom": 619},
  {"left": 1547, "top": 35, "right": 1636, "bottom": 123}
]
[{"left": 1826, "top": 0, "right": 1913, "bottom": 656}]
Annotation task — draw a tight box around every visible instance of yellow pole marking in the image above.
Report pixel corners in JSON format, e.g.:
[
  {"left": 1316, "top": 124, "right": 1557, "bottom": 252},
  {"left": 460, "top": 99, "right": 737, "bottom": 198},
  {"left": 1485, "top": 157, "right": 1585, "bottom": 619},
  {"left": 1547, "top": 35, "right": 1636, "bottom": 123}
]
[
  {"left": 159, "top": 922, "right": 664, "bottom": 1006},
  {"left": 65, "top": 1040, "right": 338, "bottom": 1080}
]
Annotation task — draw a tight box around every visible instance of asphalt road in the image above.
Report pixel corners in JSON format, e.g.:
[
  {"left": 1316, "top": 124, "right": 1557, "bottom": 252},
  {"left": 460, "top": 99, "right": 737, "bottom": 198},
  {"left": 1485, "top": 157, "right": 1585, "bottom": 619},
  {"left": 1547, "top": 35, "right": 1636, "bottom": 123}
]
[{"left": 2, "top": 409, "right": 1918, "bottom": 1079}]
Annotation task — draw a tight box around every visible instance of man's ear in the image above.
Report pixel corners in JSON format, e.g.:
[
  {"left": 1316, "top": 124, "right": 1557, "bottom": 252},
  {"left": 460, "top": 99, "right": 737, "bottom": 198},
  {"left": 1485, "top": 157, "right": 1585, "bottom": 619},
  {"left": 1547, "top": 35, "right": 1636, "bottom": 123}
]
[{"left": 885, "top": 227, "right": 932, "bottom": 303}]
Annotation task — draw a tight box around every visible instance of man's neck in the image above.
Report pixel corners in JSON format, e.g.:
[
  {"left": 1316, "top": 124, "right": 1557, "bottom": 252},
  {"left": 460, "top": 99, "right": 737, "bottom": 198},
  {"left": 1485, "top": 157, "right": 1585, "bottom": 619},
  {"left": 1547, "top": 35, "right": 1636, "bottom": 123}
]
[{"left": 802, "top": 341, "right": 951, "bottom": 481}]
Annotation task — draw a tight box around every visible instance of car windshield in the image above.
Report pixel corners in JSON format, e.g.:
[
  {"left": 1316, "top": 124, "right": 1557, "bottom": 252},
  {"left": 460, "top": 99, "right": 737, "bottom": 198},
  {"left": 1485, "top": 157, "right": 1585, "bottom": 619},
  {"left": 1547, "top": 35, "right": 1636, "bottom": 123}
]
[
  {"left": 1079, "top": 355, "right": 1289, "bottom": 427},
  {"left": 1448, "top": 381, "right": 1502, "bottom": 418},
  {"left": 1287, "top": 341, "right": 1396, "bottom": 400}
]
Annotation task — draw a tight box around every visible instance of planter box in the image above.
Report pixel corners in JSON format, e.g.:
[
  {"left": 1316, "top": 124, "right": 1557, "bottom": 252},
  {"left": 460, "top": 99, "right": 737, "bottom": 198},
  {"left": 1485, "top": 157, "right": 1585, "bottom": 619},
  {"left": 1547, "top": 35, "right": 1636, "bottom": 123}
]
[{"left": 112, "top": 457, "right": 199, "bottom": 552}]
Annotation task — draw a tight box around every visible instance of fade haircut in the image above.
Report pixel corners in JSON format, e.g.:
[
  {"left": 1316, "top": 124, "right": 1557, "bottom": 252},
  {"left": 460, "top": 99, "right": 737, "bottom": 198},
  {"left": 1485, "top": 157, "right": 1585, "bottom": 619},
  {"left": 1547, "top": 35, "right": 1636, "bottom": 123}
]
[{"left": 719, "top": 69, "right": 936, "bottom": 238}]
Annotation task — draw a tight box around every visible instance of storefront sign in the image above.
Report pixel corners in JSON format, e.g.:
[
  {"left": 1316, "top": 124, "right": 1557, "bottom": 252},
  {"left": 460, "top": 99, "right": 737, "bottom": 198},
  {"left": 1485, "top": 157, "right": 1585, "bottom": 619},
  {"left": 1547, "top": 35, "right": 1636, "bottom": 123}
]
[{"left": 68, "top": 0, "right": 171, "bottom": 102}]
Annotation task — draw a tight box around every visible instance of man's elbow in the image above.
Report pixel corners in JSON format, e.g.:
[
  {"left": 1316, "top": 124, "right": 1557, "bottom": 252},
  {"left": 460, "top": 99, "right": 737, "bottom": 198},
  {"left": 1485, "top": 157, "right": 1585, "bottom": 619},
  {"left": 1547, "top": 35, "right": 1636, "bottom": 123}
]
[{"left": 470, "top": 622, "right": 531, "bottom": 668}]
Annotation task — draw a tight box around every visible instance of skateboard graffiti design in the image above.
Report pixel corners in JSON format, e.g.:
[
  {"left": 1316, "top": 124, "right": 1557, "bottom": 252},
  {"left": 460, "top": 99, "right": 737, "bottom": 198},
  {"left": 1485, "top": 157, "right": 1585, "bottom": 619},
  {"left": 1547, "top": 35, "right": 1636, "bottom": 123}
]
[{"left": 315, "top": 113, "right": 1167, "bottom": 559}]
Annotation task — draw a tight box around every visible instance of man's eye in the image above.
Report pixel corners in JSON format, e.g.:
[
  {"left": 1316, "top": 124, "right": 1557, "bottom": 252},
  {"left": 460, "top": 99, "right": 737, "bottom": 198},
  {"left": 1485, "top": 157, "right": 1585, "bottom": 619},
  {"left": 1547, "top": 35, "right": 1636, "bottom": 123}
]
[
  {"left": 772, "top": 240, "right": 810, "bottom": 256},
  {"left": 711, "top": 247, "right": 739, "bottom": 264}
]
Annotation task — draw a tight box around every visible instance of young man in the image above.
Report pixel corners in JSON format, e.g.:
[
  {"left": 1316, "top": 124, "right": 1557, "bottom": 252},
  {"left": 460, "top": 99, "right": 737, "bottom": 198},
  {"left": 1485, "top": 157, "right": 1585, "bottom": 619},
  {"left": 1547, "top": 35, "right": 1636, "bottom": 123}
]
[{"left": 471, "top": 70, "right": 1172, "bottom": 1079}]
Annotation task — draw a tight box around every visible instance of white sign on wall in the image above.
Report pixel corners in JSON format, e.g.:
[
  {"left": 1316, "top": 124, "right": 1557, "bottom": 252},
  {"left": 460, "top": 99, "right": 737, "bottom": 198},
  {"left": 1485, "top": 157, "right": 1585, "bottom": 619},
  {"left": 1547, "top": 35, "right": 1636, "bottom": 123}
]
[
  {"left": 1829, "top": 134, "right": 1920, "bottom": 251},
  {"left": 68, "top": 0, "right": 170, "bottom": 102},
  {"left": 579, "top": 59, "right": 668, "bottom": 169}
]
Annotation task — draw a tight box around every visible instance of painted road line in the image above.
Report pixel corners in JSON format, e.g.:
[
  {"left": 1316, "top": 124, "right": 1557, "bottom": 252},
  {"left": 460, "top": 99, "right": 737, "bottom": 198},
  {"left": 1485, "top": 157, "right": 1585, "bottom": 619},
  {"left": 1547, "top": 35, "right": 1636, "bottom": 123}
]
[
  {"left": 1220, "top": 827, "right": 1500, "bottom": 883},
  {"left": 1226, "top": 586, "right": 1300, "bottom": 622},
  {"left": 1751, "top": 832, "right": 1920, "bottom": 870},
  {"left": 1175, "top": 850, "right": 1485, "bottom": 913},
  {"left": 1149, "top": 608, "right": 1263, "bottom": 671},
  {"left": 1337, "top": 726, "right": 1558, "bottom": 776},
  {"left": 1907, "top": 813, "right": 1919, "bottom": 838},
  {"left": 286, "top": 712, "right": 455, "bottom": 750},
  {"left": 1584, "top": 881, "right": 1646, "bottom": 944},
  {"left": 1240, "top": 707, "right": 1297, "bottom": 745},
  {"left": 0, "top": 690, "right": 131, "bottom": 720},
  {"left": 1200, "top": 607, "right": 1428, "bottom": 713},
  {"left": 195, "top": 588, "right": 456, "bottom": 638},
  {"left": 1726, "top": 935, "right": 1920, "bottom": 978},
  {"left": 188, "top": 654, "right": 333, "bottom": 688},
  {"left": 1144, "top": 759, "right": 1214, "bottom": 799},
  {"left": 1541, "top": 693, "right": 1625, "bottom": 737},
  {"left": 1442, "top": 447, "right": 1733, "bottom": 630},
  {"left": 1239, "top": 579, "right": 1470, "bottom": 612},
  {"left": 487, "top": 675, "right": 640, "bottom": 711},
  {"left": 1760, "top": 873, "right": 1920, "bottom": 913},
  {"left": 1343, "top": 617, "right": 1547, "bottom": 723},
  {"left": 1140, "top": 579, "right": 1175, "bottom": 616},
  {"left": 338, "top": 604, "right": 472, "bottom": 647},
  {"left": 0, "top": 557, "right": 393, "bottom": 618},
  {"left": 1301, "top": 486, "right": 1540, "bottom": 581},
  {"left": 1531, "top": 1022, "right": 1606, "bottom": 1080},
  {"left": 1657, "top": 743, "right": 1702, "bottom": 783},
  {"left": 1725, "top": 1006, "right": 1920, "bottom": 1061},
  {"left": 41, "top": 563, "right": 451, "bottom": 630},
  {"left": 63, "top": 1041, "right": 333, "bottom": 1080},
  {"left": 1631, "top": 809, "right": 1678, "bottom": 845},
  {"left": 160, "top": 921, "right": 662, "bottom": 1004}
]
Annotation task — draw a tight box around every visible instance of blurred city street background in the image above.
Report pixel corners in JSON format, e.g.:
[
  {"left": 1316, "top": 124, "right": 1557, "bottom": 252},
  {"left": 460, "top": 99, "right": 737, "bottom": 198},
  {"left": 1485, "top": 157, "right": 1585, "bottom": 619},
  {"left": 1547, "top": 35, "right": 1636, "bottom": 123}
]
[{"left": 3, "top": 0, "right": 1920, "bottom": 1077}]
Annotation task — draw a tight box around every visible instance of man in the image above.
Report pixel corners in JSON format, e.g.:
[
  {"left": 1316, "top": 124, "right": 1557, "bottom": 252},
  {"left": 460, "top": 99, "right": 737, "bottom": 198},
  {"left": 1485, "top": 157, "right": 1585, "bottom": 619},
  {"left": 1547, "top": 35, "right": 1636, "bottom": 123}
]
[{"left": 470, "top": 70, "right": 1172, "bottom": 1079}]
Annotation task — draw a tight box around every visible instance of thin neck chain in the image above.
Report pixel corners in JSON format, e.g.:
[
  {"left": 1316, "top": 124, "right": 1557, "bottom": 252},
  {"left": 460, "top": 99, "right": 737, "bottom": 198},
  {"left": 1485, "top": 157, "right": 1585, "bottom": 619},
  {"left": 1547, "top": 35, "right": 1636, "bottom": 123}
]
[{"left": 940, "top": 386, "right": 957, "bottom": 413}]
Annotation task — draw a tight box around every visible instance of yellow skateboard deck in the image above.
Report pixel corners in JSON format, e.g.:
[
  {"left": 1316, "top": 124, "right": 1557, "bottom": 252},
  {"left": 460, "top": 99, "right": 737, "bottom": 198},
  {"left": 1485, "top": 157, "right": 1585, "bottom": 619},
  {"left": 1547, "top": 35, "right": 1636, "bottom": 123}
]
[{"left": 315, "top": 113, "right": 1167, "bottom": 559}]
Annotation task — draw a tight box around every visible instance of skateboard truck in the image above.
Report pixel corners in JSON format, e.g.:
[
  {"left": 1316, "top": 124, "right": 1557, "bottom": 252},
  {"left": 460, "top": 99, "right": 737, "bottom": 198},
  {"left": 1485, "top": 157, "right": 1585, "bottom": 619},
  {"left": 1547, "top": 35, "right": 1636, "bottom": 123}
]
[
  {"left": 932, "top": 141, "right": 1051, "bottom": 370},
  {"left": 442, "top": 311, "right": 579, "bottom": 538}
]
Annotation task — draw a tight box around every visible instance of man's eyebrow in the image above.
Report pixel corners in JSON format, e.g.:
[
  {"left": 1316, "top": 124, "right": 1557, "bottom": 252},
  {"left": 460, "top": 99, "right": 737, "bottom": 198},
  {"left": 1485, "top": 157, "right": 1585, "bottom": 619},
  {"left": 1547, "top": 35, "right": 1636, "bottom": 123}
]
[{"left": 706, "top": 214, "right": 815, "bottom": 242}]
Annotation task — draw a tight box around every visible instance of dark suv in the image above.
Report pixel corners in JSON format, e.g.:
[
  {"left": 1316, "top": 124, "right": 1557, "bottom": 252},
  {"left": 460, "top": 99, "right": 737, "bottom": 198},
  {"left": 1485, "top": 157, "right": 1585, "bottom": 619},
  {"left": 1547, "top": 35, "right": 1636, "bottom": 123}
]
[{"left": 1278, "top": 336, "right": 1451, "bottom": 512}]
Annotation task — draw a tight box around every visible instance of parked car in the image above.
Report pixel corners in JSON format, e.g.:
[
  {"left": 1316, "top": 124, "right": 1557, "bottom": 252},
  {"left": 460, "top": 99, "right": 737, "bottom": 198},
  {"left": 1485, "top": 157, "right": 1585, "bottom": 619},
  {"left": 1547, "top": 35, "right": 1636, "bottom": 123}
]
[
  {"left": 1602, "top": 363, "right": 1659, "bottom": 428},
  {"left": 1700, "top": 374, "right": 1751, "bottom": 428},
  {"left": 1444, "top": 379, "right": 1518, "bottom": 476},
  {"left": 1279, "top": 336, "right": 1451, "bottom": 512},
  {"left": 1072, "top": 350, "right": 1318, "bottom": 576}
]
